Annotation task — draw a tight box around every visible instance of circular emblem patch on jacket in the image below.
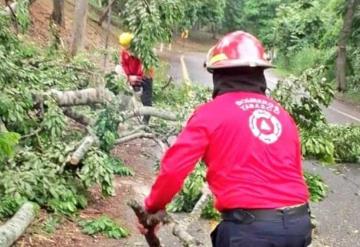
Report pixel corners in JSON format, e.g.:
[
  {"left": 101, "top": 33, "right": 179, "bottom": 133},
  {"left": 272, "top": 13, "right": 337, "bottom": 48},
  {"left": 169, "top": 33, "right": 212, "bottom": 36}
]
[{"left": 249, "top": 109, "right": 282, "bottom": 144}]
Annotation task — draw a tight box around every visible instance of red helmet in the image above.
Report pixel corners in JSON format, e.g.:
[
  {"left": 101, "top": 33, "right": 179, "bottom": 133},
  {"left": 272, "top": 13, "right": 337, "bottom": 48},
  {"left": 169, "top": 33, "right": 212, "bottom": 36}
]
[{"left": 206, "top": 31, "right": 273, "bottom": 72}]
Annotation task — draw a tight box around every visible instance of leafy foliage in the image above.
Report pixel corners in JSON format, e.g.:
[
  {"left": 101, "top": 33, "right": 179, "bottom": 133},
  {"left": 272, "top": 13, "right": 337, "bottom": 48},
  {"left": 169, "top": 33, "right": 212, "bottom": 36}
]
[
  {"left": 201, "top": 197, "right": 220, "bottom": 220},
  {"left": 0, "top": 196, "right": 26, "bottom": 219},
  {"left": 224, "top": 0, "right": 282, "bottom": 45},
  {"left": 16, "top": 0, "right": 31, "bottom": 33},
  {"left": 41, "top": 214, "right": 63, "bottom": 234},
  {"left": 80, "top": 149, "right": 115, "bottom": 196},
  {"left": 168, "top": 165, "right": 205, "bottom": 213},
  {"left": 273, "top": 1, "right": 326, "bottom": 56},
  {"left": 300, "top": 125, "right": 335, "bottom": 163},
  {"left": 79, "top": 215, "right": 129, "bottom": 239},
  {"left": 121, "top": 0, "right": 183, "bottom": 69},
  {"left": 272, "top": 64, "right": 360, "bottom": 164},
  {"left": 0, "top": 131, "right": 20, "bottom": 160},
  {"left": 330, "top": 124, "right": 360, "bottom": 163},
  {"left": 0, "top": 17, "right": 132, "bottom": 218},
  {"left": 304, "top": 172, "right": 328, "bottom": 202},
  {"left": 272, "top": 66, "right": 334, "bottom": 129}
]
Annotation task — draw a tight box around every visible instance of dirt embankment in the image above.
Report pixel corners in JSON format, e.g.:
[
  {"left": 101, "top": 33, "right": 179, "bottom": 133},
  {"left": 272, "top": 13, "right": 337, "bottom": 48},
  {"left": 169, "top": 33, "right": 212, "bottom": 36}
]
[{"left": 26, "top": 0, "right": 118, "bottom": 51}]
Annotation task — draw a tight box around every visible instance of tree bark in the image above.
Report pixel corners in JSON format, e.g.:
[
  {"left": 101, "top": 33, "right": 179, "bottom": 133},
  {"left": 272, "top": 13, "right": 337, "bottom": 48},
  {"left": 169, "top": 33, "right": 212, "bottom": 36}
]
[
  {"left": 68, "top": 134, "right": 98, "bottom": 165},
  {"left": 102, "top": 0, "right": 113, "bottom": 71},
  {"left": 70, "top": 0, "right": 88, "bottom": 56},
  {"left": 125, "top": 107, "right": 177, "bottom": 121},
  {"left": 0, "top": 119, "right": 8, "bottom": 132},
  {"left": 115, "top": 132, "right": 155, "bottom": 145},
  {"left": 335, "top": 0, "right": 360, "bottom": 92},
  {"left": 50, "top": 88, "right": 114, "bottom": 106},
  {"left": 62, "top": 107, "right": 91, "bottom": 126},
  {"left": 1, "top": 2, "right": 17, "bottom": 16},
  {"left": 51, "top": 0, "right": 65, "bottom": 26},
  {"left": 0, "top": 202, "right": 36, "bottom": 247},
  {"left": 128, "top": 185, "right": 211, "bottom": 247}
]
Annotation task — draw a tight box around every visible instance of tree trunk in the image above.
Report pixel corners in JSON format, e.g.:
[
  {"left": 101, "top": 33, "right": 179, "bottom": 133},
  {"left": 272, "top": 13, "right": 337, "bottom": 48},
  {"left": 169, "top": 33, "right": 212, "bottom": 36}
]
[
  {"left": 102, "top": 0, "right": 113, "bottom": 71},
  {"left": 335, "top": 0, "right": 360, "bottom": 92},
  {"left": 97, "top": 0, "right": 116, "bottom": 26},
  {"left": 51, "top": 0, "right": 65, "bottom": 26},
  {"left": 211, "top": 24, "right": 217, "bottom": 39},
  {"left": 70, "top": 0, "right": 88, "bottom": 56},
  {"left": 0, "top": 202, "right": 36, "bottom": 247}
]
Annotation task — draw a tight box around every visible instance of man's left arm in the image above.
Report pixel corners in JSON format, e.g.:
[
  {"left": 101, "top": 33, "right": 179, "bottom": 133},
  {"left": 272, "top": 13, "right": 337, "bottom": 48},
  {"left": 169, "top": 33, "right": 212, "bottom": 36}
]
[{"left": 144, "top": 110, "right": 211, "bottom": 213}]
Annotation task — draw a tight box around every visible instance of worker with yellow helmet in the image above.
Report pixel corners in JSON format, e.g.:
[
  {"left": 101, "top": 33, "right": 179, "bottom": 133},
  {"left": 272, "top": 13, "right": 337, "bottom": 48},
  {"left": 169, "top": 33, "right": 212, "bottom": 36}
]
[{"left": 118, "top": 32, "right": 154, "bottom": 124}]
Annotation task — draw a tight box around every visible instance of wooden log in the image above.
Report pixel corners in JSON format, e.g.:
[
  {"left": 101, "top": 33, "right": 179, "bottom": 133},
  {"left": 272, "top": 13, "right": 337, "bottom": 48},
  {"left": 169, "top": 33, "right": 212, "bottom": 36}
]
[
  {"left": 115, "top": 132, "right": 154, "bottom": 145},
  {"left": 118, "top": 125, "right": 147, "bottom": 138},
  {"left": 0, "top": 202, "right": 36, "bottom": 247},
  {"left": 62, "top": 107, "right": 91, "bottom": 126},
  {"left": 50, "top": 88, "right": 114, "bottom": 106},
  {"left": 126, "top": 107, "right": 177, "bottom": 121},
  {"left": 0, "top": 2, "right": 17, "bottom": 16},
  {"left": 0, "top": 119, "right": 8, "bottom": 132},
  {"left": 68, "top": 134, "right": 98, "bottom": 165}
]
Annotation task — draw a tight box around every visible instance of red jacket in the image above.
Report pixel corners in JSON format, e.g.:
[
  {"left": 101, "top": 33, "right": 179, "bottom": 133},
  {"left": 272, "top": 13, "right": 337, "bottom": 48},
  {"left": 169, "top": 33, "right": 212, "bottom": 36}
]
[
  {"left": 120, "top": 50, "right": 154, "bottom": 78},
  {"left": 145, "top": 92, "right": 309, "bottom": 213},
  {"left": 120, "top": 50, "right": 144, "bottom": 78}
]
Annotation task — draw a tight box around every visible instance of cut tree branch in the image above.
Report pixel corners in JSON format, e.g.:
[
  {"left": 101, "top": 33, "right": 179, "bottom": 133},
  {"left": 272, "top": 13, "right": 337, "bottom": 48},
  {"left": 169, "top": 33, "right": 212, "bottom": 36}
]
[
  {"left": 0, "top": 202, "right": 36, "bottom": 247},
  {"left": 118, "top": 125, "right": 147, "bottom": 138},
  {"left": 68, "top": 134, "right": 99, "bottom": 165},
  {"left": 128, "top": 195, "right": 209, "bottom": 247},
  {"left": 50, "top": 88, "right": 114, "bottom": 106},
  {"left": 128, "top": 200, "right": 171, "bottom": 247},
  {"left": 115, "top": 132, "right": 154, "bottom": 145},
  {"left": 62, "top": 107, "right": 91, "bottom": 126},
  {"left": 1, "top": 1, "right": 17, "bottom": 16},
  {"left": 125, "top": 107, "right": 177, "bottom": 121},
  {"left": 4, "top": 0, "right": 18, "bottom": 32},
  {"left": 0, "top": 119, "right": 8, "bottom": 132}
]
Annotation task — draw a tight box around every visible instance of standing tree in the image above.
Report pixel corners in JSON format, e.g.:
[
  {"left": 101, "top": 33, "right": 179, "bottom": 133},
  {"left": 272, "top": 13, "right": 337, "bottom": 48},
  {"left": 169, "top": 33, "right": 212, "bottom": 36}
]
[
  {"left": 70, "top": 0, "right": 88, "bottom": 56},
  {"left": 223, "top": 0, "right": 243, "bottom": 32},
  {"left": 335, "top": 0, "right": 360, "bottom": 91},
  {"left": 51, "top": 0, "right": 65, "bottom": 26},
  {"left": 197, "top": 0, "right": 226, "bottom": 38}
]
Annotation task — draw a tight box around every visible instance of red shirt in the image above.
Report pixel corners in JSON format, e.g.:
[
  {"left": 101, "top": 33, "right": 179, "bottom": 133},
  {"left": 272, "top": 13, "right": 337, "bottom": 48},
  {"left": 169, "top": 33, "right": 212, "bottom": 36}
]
[
  {"left": 120, "top": 50, "right": 154, "bottom": 78},
  {"left": 120, "top": 50, "right": 144, "bottom": 77},
  {"left": 145, "top": 92, "right": 309, "bottom": 213}
]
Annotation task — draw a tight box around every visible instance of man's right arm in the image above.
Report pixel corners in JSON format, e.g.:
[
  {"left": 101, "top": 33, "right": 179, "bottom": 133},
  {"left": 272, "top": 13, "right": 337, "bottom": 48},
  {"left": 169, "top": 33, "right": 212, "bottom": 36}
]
[{"left": 144, "top": 109, "right": 212, "bottom": 213}]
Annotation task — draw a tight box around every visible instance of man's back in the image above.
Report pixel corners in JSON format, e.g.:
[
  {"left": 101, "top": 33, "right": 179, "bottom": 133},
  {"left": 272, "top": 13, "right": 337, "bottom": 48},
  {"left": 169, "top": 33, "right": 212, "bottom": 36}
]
[{"left": 197, "top": 92, "right": 309, "bottom": 210}]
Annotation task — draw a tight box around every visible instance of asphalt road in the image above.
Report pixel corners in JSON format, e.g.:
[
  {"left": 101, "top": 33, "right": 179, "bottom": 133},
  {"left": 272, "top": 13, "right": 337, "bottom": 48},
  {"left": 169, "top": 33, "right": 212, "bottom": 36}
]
[{"left": 163, "top": 51, "right": 360, "bottom": 247}]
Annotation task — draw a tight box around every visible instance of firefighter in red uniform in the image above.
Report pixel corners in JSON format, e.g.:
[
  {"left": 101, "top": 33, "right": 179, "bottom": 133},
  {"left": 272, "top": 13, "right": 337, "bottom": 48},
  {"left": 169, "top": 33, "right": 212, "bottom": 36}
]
[
  {"left": 119, "top": 32, "right": 154, "bottom": 124},
  {"left": 140, "top": 31, "right": 312, "bottom": 247}
]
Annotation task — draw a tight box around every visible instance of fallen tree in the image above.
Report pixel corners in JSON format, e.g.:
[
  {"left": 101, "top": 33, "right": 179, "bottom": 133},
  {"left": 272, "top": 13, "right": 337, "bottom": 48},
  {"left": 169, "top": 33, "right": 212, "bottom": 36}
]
[{"left": 0, "top": 202, "right": 36, "bottom": 247}]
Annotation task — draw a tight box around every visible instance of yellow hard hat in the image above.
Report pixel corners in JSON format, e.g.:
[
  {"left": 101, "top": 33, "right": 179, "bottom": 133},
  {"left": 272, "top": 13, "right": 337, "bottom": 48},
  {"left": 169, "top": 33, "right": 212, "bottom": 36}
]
[{"left": 119, "top": 32, "right": 134, "bottom": 48}]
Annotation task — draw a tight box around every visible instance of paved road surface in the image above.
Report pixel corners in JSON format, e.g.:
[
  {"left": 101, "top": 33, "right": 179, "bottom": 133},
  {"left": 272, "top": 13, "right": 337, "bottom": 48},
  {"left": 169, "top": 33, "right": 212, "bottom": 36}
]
[{"left": 163, "top": 51, "right": 360, "bottom": 247}]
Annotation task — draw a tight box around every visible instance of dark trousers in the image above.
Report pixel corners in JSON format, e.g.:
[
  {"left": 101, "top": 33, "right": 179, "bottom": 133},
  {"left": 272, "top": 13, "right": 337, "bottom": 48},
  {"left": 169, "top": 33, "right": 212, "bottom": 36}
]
[
  {"left": 133, "top": 77, "right": 153, "bottom": 124},
  {"left": 211, "top": 211, "right": 312, "bottom": 247}
]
